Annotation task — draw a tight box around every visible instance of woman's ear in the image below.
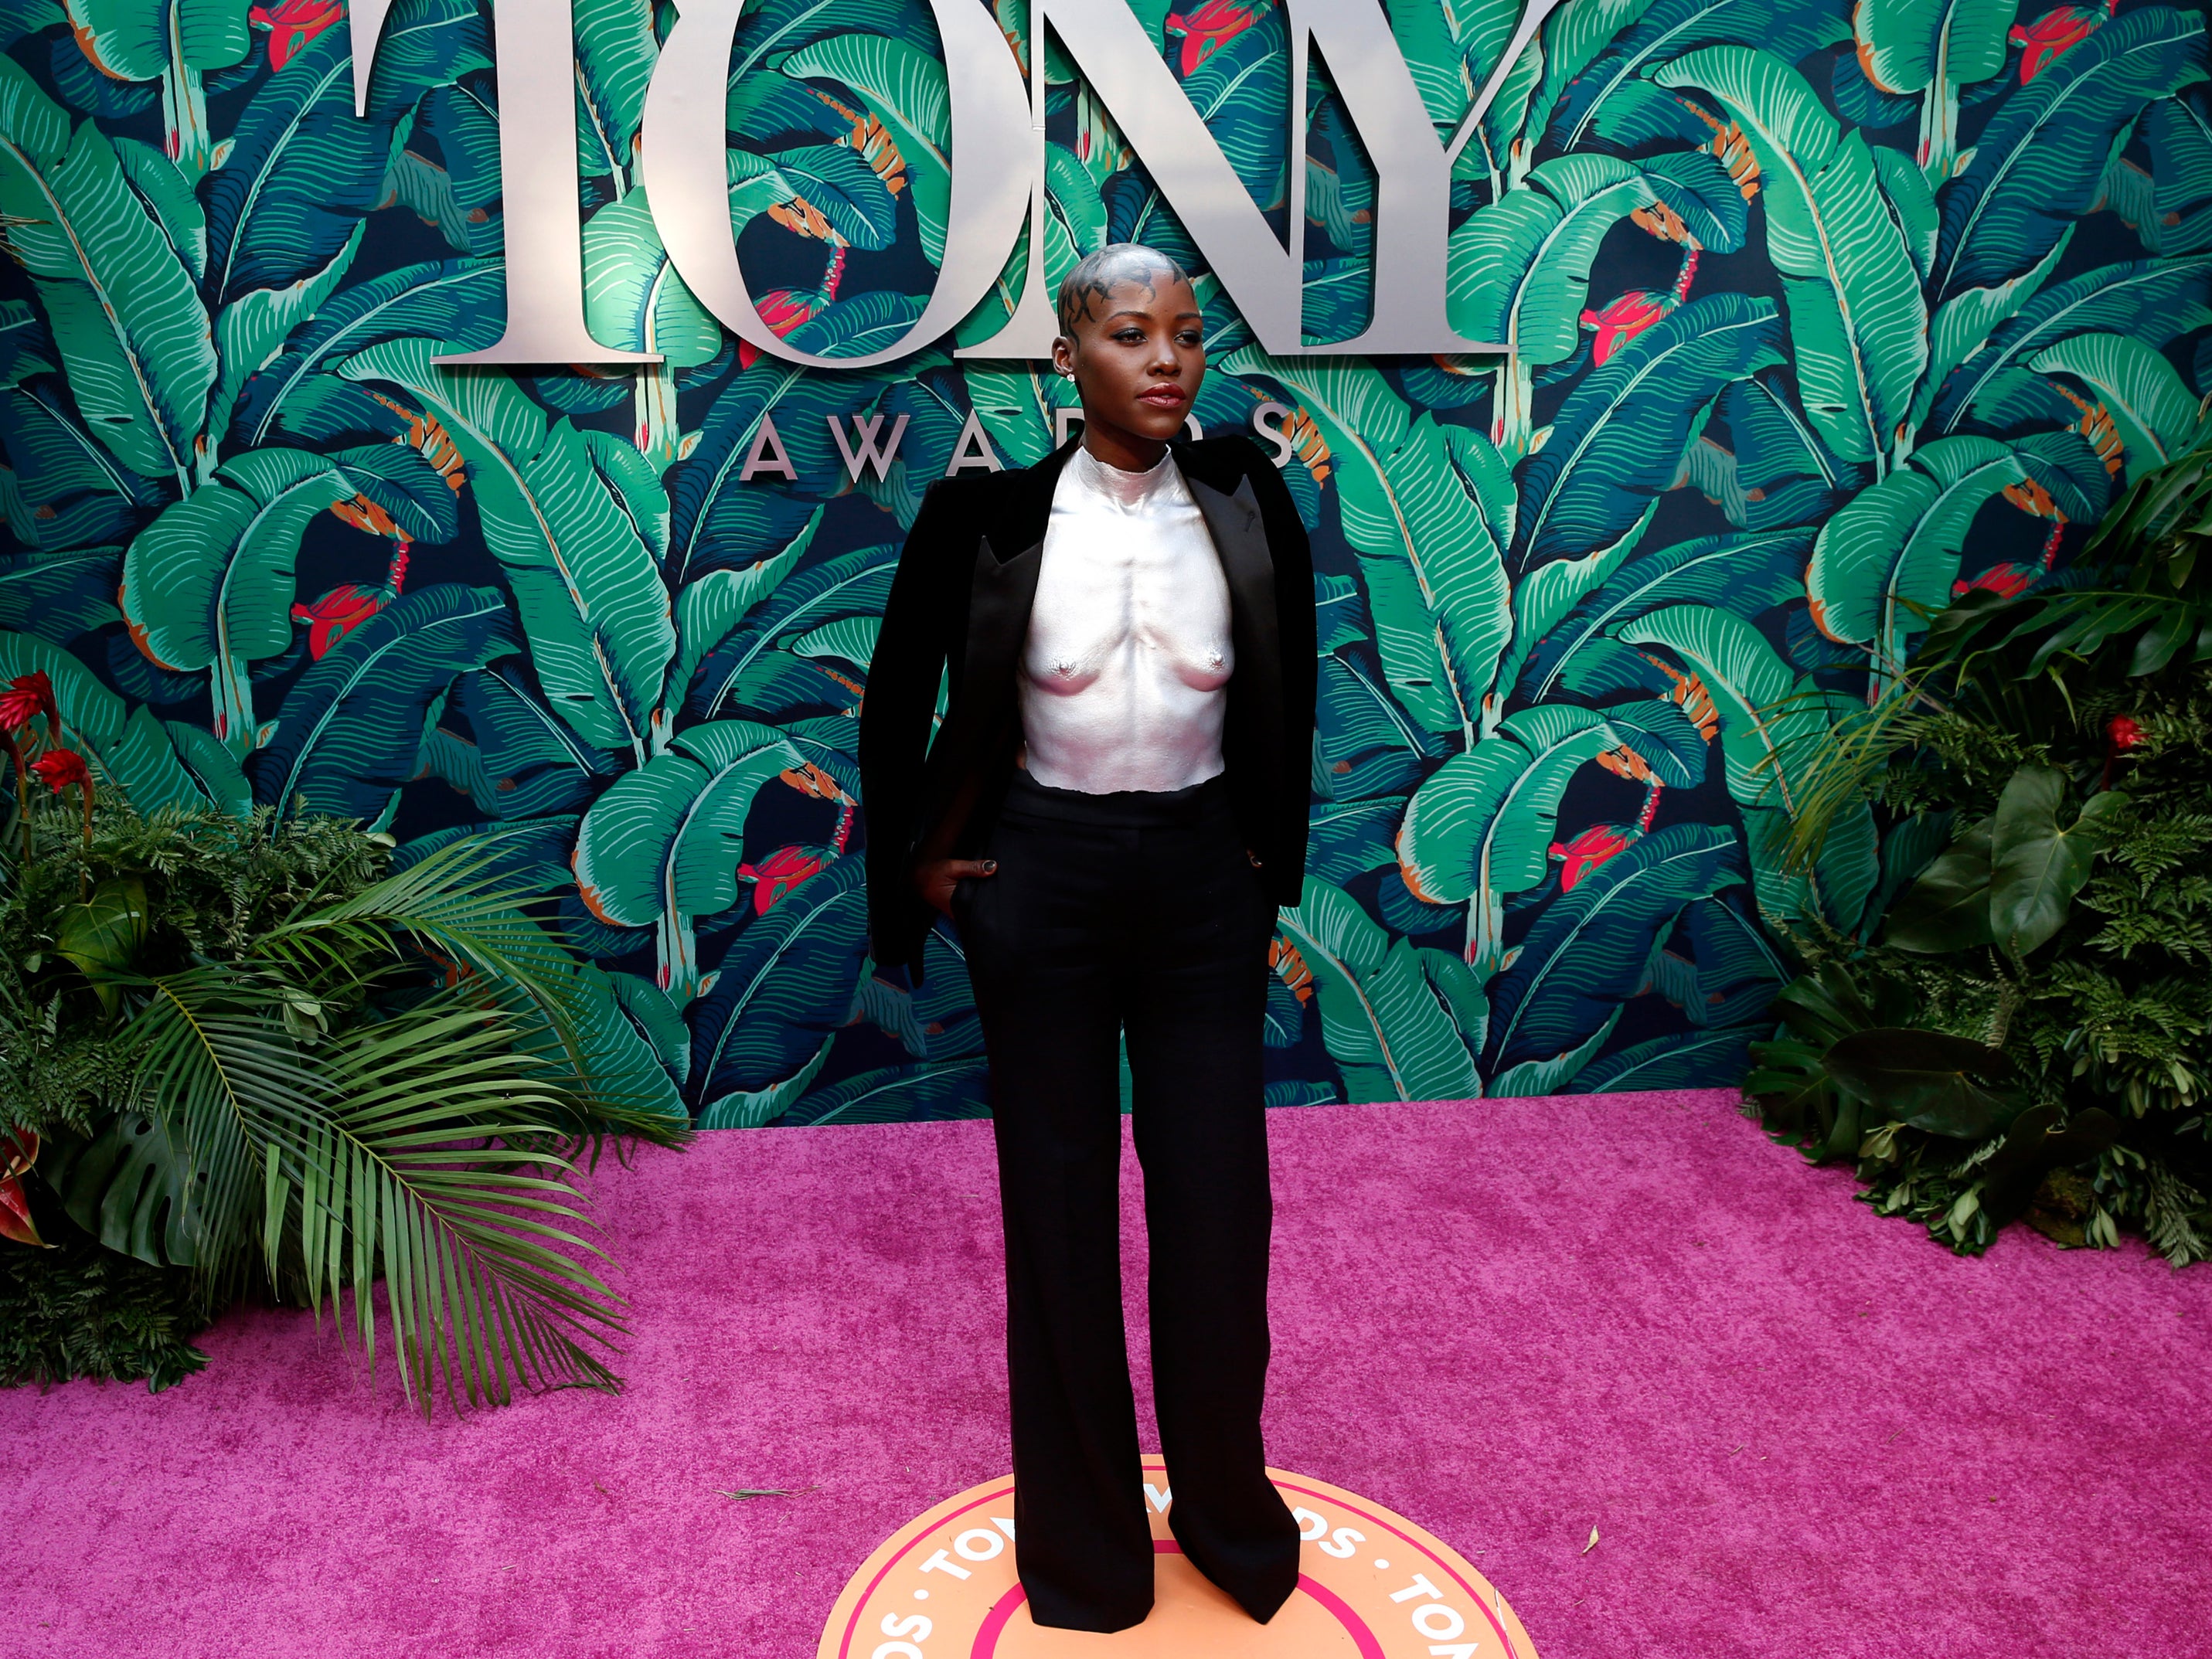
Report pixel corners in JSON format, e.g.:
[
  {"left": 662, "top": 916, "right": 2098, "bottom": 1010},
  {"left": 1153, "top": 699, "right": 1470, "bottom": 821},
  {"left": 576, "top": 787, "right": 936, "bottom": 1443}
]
[{"left": 1050, "top": 335, "right": 1077, "bottom": 380}]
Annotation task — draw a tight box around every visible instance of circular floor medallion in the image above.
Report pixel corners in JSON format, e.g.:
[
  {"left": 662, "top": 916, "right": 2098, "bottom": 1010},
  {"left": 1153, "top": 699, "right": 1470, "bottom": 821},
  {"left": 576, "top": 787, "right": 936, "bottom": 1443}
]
[{"left": 818, "top": 1454, "right": 1541, "bottom": 1658}]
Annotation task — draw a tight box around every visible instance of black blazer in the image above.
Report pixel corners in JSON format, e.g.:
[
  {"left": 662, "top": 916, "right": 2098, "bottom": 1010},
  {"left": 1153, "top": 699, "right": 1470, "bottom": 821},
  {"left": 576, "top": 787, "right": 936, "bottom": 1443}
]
[{"left": 859, "top": 432, "right": 1317, "bottom": 979}]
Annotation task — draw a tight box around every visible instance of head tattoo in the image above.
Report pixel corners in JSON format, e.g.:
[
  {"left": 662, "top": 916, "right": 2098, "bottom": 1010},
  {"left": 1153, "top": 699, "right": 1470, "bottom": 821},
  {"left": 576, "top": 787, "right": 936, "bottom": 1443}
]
[{"left": 1055, "top": 243, "right": 1194, "bottom": 337}]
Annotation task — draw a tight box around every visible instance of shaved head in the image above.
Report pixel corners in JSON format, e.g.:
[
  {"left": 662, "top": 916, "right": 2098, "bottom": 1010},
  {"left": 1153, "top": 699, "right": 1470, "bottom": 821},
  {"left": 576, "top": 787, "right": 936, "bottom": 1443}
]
[{"left": 1055, "top": 243, "right": 1193, "bottom": 336}]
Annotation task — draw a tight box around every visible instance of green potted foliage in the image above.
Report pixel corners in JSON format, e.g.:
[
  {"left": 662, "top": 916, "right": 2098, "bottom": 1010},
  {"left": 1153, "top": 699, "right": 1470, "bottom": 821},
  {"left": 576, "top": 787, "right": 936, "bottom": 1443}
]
[
  {"left": 0, "top": 677, "right": 689, "bottom": 1406},
  {"left": 1749, "top": 431, "right": 2212, "bottom": 1263}
]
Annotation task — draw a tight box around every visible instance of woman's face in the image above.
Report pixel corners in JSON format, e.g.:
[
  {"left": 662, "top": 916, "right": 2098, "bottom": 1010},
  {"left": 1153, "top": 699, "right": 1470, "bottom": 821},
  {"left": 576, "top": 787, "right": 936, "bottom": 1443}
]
[{"left": 1052, "top": 271, "right": 1206, "bottom": 451}]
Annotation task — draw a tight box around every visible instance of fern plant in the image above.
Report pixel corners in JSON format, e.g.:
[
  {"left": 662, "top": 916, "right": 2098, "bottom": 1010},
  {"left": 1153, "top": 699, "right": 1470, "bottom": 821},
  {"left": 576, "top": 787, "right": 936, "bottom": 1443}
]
[{"left": 0, "top": 747, "right": 689, "bottom": 1406}]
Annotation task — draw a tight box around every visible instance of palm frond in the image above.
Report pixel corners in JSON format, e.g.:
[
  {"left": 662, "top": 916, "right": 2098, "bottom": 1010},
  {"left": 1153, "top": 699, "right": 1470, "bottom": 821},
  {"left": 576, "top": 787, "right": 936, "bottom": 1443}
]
[{"left": 260, "top": 996, "right": 627, "bottom": 1410}]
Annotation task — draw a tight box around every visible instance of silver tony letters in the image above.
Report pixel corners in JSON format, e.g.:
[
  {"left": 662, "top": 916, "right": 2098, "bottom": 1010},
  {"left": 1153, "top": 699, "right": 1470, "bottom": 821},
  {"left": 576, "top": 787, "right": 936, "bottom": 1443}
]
[{"left": 350, "top": 0, "right": 1554, "bottom": 367}]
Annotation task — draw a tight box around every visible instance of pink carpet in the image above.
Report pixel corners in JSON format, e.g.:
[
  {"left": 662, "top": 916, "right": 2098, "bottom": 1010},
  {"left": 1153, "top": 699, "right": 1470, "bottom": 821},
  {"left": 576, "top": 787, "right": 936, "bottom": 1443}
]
[{"left": 7, "top": 1091, "right": 2210, "bottom": 1658}]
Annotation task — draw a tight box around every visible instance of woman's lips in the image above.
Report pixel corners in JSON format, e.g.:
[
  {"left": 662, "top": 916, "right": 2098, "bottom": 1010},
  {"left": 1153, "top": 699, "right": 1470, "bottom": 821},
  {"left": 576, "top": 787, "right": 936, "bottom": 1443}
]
[{"left": 1138, "top": 386, "right": 1187, "bottom": 407}]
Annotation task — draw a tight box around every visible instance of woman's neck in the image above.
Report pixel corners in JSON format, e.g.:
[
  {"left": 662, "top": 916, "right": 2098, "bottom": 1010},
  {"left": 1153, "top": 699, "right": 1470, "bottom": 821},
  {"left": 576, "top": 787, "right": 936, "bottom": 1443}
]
[{"left": 1079, "top": 416, "right": 1168, "bottom": 474}]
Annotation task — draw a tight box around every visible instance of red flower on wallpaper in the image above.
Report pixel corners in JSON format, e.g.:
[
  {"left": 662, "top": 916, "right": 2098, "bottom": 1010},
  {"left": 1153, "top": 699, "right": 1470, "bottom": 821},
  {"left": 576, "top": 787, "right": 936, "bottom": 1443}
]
[
  {"left": 292, "top": 548, "right": 410, "bottom": 660},
  {"left": 1165, "top": 0, "right": 1258, "bottom": 76},
  {"left": 1952, "top": 563, "right": 2039, "bottom": 600},
  {"left": 740, "top": 845, "right": 826, "bottom": 913},
  {"left": 0, "top": 670, "right": 56, "bottom": 735},
  {"left": 30, "top": 748, "right": 89, "bottom": 793},
  {"left": 251, "top": 0, "right": 345, "bottom": 71},
  {"left": 2108, "top": 715, "right": 2145, "bottom": 751},
  {"left": 737, "top": 290, "right": 823, "bottom": 369},
  {"left": 2009, "top": 2, "right": 2111, "bottom": 81},
  {"left": 1551, "top": 824, "right": 1634, "bottom": 892},
  {"left": 294, "top": 585, "right": 386, "bottom": 659},
  {"left": 1580, "top": 291, "right": 1674, "bottom": 366}
]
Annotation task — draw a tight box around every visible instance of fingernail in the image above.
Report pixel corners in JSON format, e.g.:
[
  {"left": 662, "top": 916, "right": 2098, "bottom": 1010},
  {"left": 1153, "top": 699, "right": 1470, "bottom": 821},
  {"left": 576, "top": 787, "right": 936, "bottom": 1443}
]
[{"left": 982, "top": 860, "right": 997, "bottom": 872}]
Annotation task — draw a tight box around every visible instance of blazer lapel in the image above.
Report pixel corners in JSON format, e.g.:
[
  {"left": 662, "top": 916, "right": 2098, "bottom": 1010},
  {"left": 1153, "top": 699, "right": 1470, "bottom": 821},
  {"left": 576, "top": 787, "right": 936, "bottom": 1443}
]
[
  {"left": 1190, "top": 474, "right": 1284, "bottom": 762},
  {"left": 910, "top": 444, "right": 1071, "bottom": 844}
]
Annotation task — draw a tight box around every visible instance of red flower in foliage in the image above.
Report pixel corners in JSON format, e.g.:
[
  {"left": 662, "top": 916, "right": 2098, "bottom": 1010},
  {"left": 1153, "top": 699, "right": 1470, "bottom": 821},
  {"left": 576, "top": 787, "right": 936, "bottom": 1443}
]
[
  {"left": 2108, "top": 716, "right": 2145, "bottom": 751},
  {"left": 0, "top": 1127, "right": 41, "bottom": 1248},
  {"left": 0, "top": 670, "right": 56, "bottom": 735},
  {"left": 29, "top": 748, "right": 88, "bottom": 793},
  {"left": 2009, "top": 2, "right": 2110, "bottom": 82},
  {"left": 250, "top": 0, "right": 345, "bottom": 71},
  {"left": 737, "top": 290, "right": 822, "bottom": 369},
  {"left": 1550, "top": 824, "right": 1634, "bottom": 892},
  {"left": 1580, "top": 291, "right": 1673, "bottom": 366},
  {"left": 1165, "top": 0, "right": 1258, "bottom": 76},
  {"left": 740, "top": 845, "right": 825, "bottom": 913}
]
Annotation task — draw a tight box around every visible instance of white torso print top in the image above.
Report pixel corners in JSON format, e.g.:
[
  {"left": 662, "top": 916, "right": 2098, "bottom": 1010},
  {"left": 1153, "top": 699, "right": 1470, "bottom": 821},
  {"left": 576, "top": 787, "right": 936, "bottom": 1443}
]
[{"left": 1017, "top": 445, "right": 1234, "bottom": 794}]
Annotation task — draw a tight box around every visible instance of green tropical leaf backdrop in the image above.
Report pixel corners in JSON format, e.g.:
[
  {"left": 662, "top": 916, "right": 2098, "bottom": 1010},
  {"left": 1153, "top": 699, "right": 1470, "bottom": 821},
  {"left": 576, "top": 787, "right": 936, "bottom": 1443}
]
[{"left": 2, "top": 0, "right": 2204, "bottom": 1119}]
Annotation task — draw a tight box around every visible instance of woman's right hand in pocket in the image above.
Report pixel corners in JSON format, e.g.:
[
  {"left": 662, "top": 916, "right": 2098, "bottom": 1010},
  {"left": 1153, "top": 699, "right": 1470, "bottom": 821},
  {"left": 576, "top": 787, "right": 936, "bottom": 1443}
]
[{"left": 914, "top": 857, "right": 996, "bottom": 917}]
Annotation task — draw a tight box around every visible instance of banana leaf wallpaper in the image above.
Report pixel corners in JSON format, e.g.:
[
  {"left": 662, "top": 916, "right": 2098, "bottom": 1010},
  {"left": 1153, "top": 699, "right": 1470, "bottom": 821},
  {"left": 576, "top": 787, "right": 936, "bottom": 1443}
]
[{"left": 0, "top": 0, "right": 2205, "bottom": 1125}]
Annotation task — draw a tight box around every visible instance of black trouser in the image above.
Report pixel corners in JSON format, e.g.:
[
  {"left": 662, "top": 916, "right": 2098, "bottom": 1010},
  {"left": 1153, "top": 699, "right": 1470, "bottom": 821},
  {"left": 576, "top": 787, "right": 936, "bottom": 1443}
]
[{"left": 951, "top": 767, "right": 1301, "bottom": 1634}]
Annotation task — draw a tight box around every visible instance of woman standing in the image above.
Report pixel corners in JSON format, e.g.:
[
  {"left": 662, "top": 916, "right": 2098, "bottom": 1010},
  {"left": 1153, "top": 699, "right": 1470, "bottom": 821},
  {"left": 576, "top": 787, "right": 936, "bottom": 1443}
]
[{"left": 859, "top": 244, "right": 1317, "bottom": 1634}]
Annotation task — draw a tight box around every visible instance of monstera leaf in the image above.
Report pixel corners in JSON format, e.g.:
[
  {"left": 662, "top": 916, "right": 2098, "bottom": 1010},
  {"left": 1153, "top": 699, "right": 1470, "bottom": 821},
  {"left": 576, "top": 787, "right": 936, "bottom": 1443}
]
[
  {"left": 572, "top": 719, "right": 803, "bottom": 998},
  {"left": 1806, "top": 436, "right": 2029, "bottom": 661},
  {"left": 1617, "top": 605, "right": 1880, "bottom": 928},
  {"left": 1656, "top": 49, "right": 1927, "bottom": 469},
  {"left": 1823, "top": 1027, "right": 2017, "bottom": 1138},
  {"left": 1223, "top": 353, "right": 1514, "bottom": 741},
  {"left": 0, "top": 59, "right": 214, "bottom": 490},
  {"left": 341, "top": 337, "right": 676, "bottom": 761},
  {"left": 117, "top": 447, "right": 353, "bottom": 750},
  {"left": 40, "top": 1105, "right": 202, "bottom": 1265},
  {"left": 687, "top": 855, "right": 870, "bottom": 1111},
  {"left": 1396, "top": 704, "right": 1621, "bottom": 972},
  {"left": 1275, "top": 878, "right": 1482, "bottom": 1103},
  {"left": 252, "top": 584, "right": 516, "bottom": 821},
  {"left": 1484, "top": 822, "right": 1742, "bottom": 1076}
]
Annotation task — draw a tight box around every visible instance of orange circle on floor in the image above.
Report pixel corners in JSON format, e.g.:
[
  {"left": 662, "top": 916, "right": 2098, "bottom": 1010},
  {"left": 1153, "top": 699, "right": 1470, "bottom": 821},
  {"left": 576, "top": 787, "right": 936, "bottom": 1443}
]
[{"left": 816, "top": 1455, "right": 1542, "bottom": 1658}]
